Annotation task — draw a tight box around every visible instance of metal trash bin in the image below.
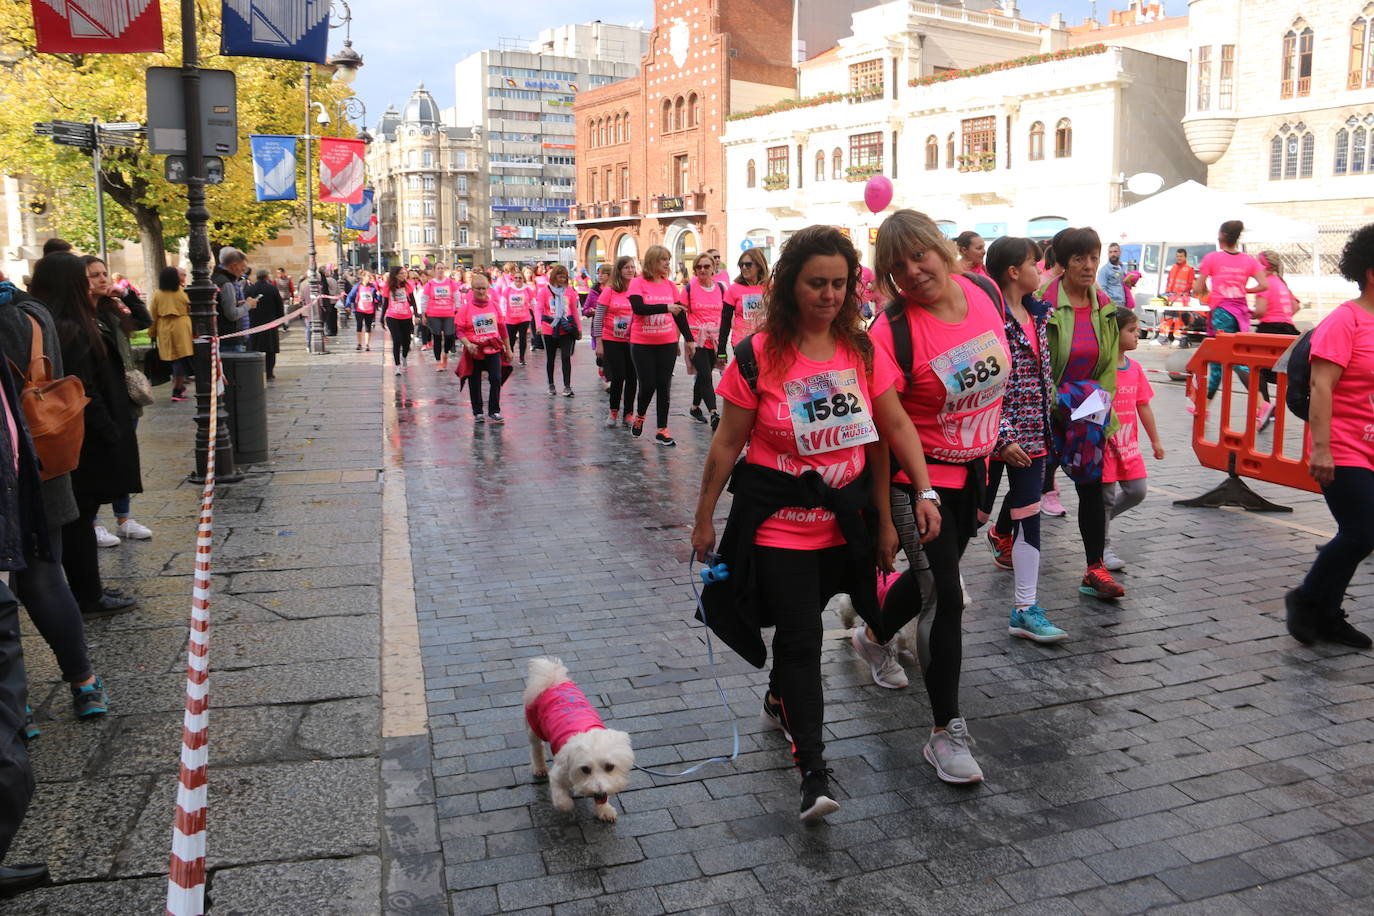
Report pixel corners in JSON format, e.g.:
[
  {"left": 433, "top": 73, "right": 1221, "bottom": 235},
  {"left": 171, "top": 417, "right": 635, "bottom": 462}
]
[{"left": 218, "top": 350, "right": 269, "bottom": 464}]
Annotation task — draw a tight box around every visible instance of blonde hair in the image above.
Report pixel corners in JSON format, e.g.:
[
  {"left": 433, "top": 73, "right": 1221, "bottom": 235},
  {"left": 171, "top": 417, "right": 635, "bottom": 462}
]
[
  {"left": 873, "top": 209, "right": 958, "bottom": 299},
  {"left": 1259, "top": 250, "right": 1284, "bottom": 278},
  {"left": 642, "top": 245, "right": 672, "bottom": 281}
]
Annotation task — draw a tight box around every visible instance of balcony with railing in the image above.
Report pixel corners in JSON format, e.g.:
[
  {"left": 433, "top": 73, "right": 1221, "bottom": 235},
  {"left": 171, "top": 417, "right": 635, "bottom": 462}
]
[
  {"left": 569, "top": 199, "right": 641, "bottom": 224},
  {"left": 650, "top": 192, "right": 707, "bottom": 216}
]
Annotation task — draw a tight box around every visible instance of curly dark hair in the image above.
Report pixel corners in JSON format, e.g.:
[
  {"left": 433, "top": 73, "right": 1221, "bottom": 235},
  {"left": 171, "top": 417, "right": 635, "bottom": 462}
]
[
  {"left": 757, "top": 225, "right": 871, "bottom": 381},
  {"left": 1338, "top": 223, "right": 1374, "bottom": 292}
]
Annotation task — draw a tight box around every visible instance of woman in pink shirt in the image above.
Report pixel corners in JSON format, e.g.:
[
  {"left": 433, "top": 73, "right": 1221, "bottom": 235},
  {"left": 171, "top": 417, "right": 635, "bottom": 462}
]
[
  {"left": 456, "top": 274, "right": 513, "bottom": 423},
  {"left": 1254, "top": 250, "right": 1302, "bottom": 428},
  {"left": 628, "top": 245, "right": 692, "bottom": 445},
  {"left": 956, "top": 231, "right": 990, "bottom": 279},
  {"left": 681, "top": 253, "right": 728, "bottom": 429},
  {"left": 501, "top": 272, "right": 534, "bottom": 365},
  {"left": 381, "top": 266, "right": 416, "bottom": 375},
  {"left": 720, "top": 248, "right": 769, "bottom": 353},
  {"left": 1195, "top": 220, "right": 1267, "bottom": 404},
  {"left": 535, "top": 264, "right": 582, "bottom": 397},
  {"left": 1287, "top": 225, "right": 1374, "bottom": 650},
  {"left": 867, "top": 209, "right": 1011, "bottom": 785},
  {"left": 592, "top": 256, "right": 638, "bottom": 428},
  {"left": 691, "top": 225, "right": 936, "bottom": 821},
  {"left": 423, "top": 267, "right": 459, "bottom": 371}
]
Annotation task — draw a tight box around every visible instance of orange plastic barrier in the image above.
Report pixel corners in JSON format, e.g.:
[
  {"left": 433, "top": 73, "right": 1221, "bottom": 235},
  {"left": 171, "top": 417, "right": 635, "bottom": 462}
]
[{"left": 1177, "top": 331, "right": 1318, "bottom": 512}]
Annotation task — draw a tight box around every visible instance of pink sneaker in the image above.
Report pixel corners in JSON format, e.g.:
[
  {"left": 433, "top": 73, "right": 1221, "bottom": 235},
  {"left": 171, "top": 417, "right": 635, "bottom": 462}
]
[
  {"left": 1040, "top": 489, "right": 1067, "bottom": 518},
  {"left": 1257, "top": 401, "right": 1275, "bottom": 431}
]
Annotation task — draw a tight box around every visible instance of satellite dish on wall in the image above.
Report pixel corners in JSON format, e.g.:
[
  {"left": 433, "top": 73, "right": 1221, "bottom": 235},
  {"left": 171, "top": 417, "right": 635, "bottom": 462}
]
[{"left": 1126, "top": 172, "right": 1165, "bottom": 195}]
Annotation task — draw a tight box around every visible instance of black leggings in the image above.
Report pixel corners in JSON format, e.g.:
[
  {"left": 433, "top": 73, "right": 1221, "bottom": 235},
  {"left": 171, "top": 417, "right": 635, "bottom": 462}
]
[
  {"left": 543, "top": 333, "right": 575, "bottom": 387},
  {"left": 883, "top": 484, "right": 970, "bottom": 728},
  {"left": 632, "top": 342, "right": 677, "bottom": 428},
  {"left": 602, "top": 340, "right": 637, "bottom": 417},
  {"left": 1257, "top": 321, "right": 1300, "bottom": 400},
  {"left": 1300, "top": 466, "right": 1374, "bottom": 611},
  {"left": 691, "top": 346, "right": 717, "bottom": 412},
  {"left": 468, "top": 352, "right": 503, "bottom": 416},
  {"left": 60, "top": 498, "right": 105, "bottom": 606},
  {"left": 756, "top": 545, "right": 847, "bottom": 773},
  {"left": 1075, "top": 480, "right": 1106, "bottom": 566},
  {"left": 386, "top": 317, "right": 413, "bottom": 365},
  {"left": 508, "top": 320, "right": 530, "bottom": 362},
  {"left": 16, "top": 526, "right": 92, "bottom": 683}
]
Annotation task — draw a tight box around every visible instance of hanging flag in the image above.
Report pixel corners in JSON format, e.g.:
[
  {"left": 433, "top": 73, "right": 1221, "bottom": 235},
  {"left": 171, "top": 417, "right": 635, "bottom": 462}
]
[
  {"left": 345, "top": 188, "right": 373, "bottom": 230},
  {"left": 31, "top": 0, "right": 164, "bottom": 53},
  {"left": 221, "top": 0, "right": 328, "bottom": 63},
  {"left": 249, "top": 134, "right": 298, "bottom": 201},
  {"left": 358, "top": 215, "right": 377, "bottom": 245},
  {"left": 318, "top": 137, "right": 365, "bottom": 204}
]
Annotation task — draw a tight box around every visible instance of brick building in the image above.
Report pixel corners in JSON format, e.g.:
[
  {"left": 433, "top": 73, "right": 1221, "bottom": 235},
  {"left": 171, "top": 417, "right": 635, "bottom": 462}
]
[{"left": 571, "top": 0, "right": 801, "bottom": 273}]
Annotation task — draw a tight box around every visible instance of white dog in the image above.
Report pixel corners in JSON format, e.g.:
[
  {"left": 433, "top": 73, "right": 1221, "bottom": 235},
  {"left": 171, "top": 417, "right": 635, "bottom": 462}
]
[{"left": 523, "top": 656, "right": 634, "bottom": 823}]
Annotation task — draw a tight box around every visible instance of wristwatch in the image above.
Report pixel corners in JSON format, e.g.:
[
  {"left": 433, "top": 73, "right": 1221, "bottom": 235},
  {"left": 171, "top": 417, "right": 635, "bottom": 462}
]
[{"left": 917, "top": 488, "right": 940, "bottom": 505}]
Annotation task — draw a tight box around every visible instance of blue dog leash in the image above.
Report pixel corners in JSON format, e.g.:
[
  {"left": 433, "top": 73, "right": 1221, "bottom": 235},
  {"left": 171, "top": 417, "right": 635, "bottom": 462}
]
[{"left": 633, "top": 556, "right": 742, "bottom": 778}]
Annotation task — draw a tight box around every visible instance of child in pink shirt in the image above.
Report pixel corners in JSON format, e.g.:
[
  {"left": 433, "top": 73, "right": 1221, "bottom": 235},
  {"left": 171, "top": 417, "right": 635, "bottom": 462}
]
[{"left": 1101, "top": 310, "right": 1163, "bottom": 571}]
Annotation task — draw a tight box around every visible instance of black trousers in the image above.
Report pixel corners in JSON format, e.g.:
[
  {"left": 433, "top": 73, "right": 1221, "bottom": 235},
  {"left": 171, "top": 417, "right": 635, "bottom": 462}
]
[
  {"left": 756, "top": 544, "right": 847, "bottom": 773},
  {"left": 632, "top": 342, "right": 677, "bottom": 428},
  {"left": 468, "top": 353, "right": 503, "bottom": 416},
  {"left": 602, "top": 340, "right": 637, "bottom": 417},
  {"left": 1074, "top": 480, "right": 1106, "bottom": 566},
  {"left": 544, "top": 333, "right": 575, "bottom": 387},
  {"left": 386, "top": 316, "right": 412, "bottom": 365},
  {"left": 1257, "top": 320, "right": 1300, "bottom": 399},
  {"left": 60, "top": 497, "right": 105, "bottom": 606},
  {"left": 16, "top": 526, "right": 92, "bottom": 683},
  {"left": 691, "top": 346, "right": 717, "bottom": 412},
  {"left": 0, "top": 580, "right": 32, "bottom": 862},
  {"left": 508, "top": 320, "right": 531, "bottom": 362}
]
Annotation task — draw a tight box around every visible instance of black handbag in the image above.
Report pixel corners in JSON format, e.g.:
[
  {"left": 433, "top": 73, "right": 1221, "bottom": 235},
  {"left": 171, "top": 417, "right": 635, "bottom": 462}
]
[{"left": 143, "top": 348, "right": 172, "bottom": 386}]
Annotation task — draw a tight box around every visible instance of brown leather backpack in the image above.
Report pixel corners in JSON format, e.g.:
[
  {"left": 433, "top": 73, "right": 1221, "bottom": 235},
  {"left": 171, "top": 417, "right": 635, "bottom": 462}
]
[{"left": 8, "top": 314, "right": 88, "bottom": 480}]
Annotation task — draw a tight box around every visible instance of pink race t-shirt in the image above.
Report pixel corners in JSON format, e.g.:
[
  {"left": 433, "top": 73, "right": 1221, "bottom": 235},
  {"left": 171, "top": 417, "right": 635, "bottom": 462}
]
[
  {"left": 1199, "top": 250, "right": 1261, "bottom": 302},
  {"left": 870, "top": 275, "right": 1011, "bottom": 488},
  {"left": 681, "top": 279, "right": 725, "bottom": 348},
  {"left": 525, "top": 682, "right": 605, "bottom": 755},
  {"left": 1310, "top": 301, "right": 1374, "bottom": 472},
  {"left": 858, "top": 266, "right": 880, "bottom": 304},
  {"left": 714, "top": 269, "right": 731, "bottom": 288},
  {"left": 354, "top": 284, "right": 376, "bottom": 315},
  {"left": 457, "top": 298, "right": 506, "bottom": 354},
  {"left": 423, "top": 279, "right": 457, "bottom": 317},
  {"left": 383, "top": 285, "right": 413, "bottom": 320},
  {"left": 627, "top": 276, "right": 680, "bottom": 345},
  {"left": 599, "top": 287, "right": 634, "bottom": 343},
  {"left": 1104, "top": 357, "right": 1154, "bottom": 483},
  {"left": 724, "top": 283, "right": 765, "bottom": 346},
  {"left": 1258, "top": 275, "right": 1296, "bottom": 324},
  {"left": 503, "top": 284, "right": 533, "bottom": 321},
  {"left": 717, "top": 333, "right": 896, "bottom": 549}
]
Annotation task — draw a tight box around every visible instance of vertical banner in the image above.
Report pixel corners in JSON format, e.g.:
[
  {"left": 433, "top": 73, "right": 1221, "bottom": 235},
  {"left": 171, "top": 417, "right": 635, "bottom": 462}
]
[
  {"left": 345, "top": 188, "right": 373, "bottom": 230},
  {"left": 249, "top": 134, "right": 298, "bottom": 201},
  {"left": 31, "top": 0, "right": 164, "bottom": 53},
  {"left": 221, "top": 0, "right": 328, "bottom": 62},
  {"left": 318, "top": 137, "right": 365, "bottom": 204}
]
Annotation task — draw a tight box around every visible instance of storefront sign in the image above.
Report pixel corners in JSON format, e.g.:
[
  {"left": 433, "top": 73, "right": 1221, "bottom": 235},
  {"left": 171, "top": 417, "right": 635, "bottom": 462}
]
[{"left": 658, "top": 196, "right": 685, "bottom": 213}]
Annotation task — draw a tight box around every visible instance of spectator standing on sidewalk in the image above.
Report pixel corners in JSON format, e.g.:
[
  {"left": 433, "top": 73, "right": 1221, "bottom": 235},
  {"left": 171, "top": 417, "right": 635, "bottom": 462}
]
[
  {"left": 149, "top": 267, "right": 194, "bottom": 402},
  {"left": 211, "top": 248, "right": 254, "bottom": 355},
  {"left": 246, "top": 270, "right": 284, "bottom": 381},
  {"left": 1097, "top": 242, "right": 1127, "bottom": 308}
]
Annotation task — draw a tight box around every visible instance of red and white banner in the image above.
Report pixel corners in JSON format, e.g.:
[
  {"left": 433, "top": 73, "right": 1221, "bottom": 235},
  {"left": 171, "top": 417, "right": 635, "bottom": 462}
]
[
  {"left": 31, "top": 0, "right": 164, "bottom": 53},
  {"left": 318, "top": 137, "right": 365, "bottom": 205},
  {"left": 358, "top": 215, "right": 377, "bottom": 245}
]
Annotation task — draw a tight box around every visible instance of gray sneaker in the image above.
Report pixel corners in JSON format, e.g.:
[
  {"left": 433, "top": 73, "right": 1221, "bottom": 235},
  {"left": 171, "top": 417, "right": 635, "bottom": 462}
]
[
  {"left": 849, "top": 625, "right": 908, "bottom": 689},
  {"left": 923, "top": 718, "right": 983, "bottom": 784}
]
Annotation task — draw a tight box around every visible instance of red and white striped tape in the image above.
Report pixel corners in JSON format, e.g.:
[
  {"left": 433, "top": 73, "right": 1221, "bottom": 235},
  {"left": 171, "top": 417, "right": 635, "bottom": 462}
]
[{"left": 166, "top": 334, "right": 220, "bottom": 916}]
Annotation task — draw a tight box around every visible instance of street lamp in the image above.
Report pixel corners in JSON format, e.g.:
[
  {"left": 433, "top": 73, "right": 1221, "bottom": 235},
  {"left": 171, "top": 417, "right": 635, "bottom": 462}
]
[{"left": 303, "top": 0, "right": 364, "bottom": 355}]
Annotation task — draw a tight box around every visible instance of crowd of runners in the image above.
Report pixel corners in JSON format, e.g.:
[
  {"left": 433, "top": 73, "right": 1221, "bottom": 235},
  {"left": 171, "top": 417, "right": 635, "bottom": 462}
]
[{"left": 326, "top": 213, "right": 1371, "bottom": 823}]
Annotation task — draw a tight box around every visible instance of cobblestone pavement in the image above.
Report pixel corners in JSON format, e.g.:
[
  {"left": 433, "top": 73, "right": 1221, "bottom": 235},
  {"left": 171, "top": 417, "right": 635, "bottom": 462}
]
[
  {"left": 2, "top": 342, "right": 387, "bottom": 914},
  {"left": 399, "top": 341, "right": 1373, "bottom": 915}
]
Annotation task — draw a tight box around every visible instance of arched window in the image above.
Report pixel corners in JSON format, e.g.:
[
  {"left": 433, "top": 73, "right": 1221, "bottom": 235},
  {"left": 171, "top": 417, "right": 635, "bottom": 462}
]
[
  {"left": 1336, "top": 127, "right": 1351, "bottom": 174},
  {"left": 1055, "top": 119, "right": 1073, "bottom": 158},
  {"left": 587, "top": 119, "right": 595, "bottom": 148},
  {"left": 1301, "top": 131, "right": 1315, "bottom": 177},
  {"left": 832, "top": 148, "right": 843, "bottom": 179},
  {"left": 815, "top": 150, "right": 826, "bottom": 181},
  {"left": 674, "top": 96, "right": 685, "bottom": 132},
  {"left": 614, "top": 114, "right": 622, "bottom": 144},
  {"left": 746, "top": 159, "right": 756, "bottom": 188},
  {"left": 624, "top": 112, "right": 631, "bottom": 142},
  {"left": 946, "top": 133, "right": 955, "bottom": 168},
  {"left": 661, "top": 99, "right": 672, "bottom": 133},
  {"left": 1352, "top": 19, "right": 1367, "bottom": 89},
  {"left": 1283, "top": 25, "right": 1315, "bottom": 98},
  {"left": 1354, "top": 126, "right": 1367, "bottom": 173},
  {"left": 924, "top": 135, "right": 939, "bottom": 170},
  {"left": 1281, "top": 30, "right": 1297, "bottom": 98},
  {"left": 687, "top": 93, "right": 699, "bottom": 128},
  {"left": 600, "top": 119, "right": 608, "bottom": 147},
  {"left": 1298, "top": 27, "right": 1314, "bottom": 96},
  {"left": 1272, "top": 123, "right": 1316, "bottom": 179},
  {"left": 1269, "top": 134, "right": 1284, "bottom": 180},
  {"left": 1028, "top": 122, "right": 1045, "bottom": 161}
]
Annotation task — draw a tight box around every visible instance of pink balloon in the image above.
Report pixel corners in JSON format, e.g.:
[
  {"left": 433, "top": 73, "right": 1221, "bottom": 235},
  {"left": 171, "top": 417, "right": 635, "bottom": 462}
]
[{"left": 864, "top": 175, "right": 893, "bottom": 214}]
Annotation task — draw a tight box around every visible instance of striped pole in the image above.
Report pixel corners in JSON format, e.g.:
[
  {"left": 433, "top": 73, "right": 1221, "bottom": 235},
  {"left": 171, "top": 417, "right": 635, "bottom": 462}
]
[{"left": 167, "top": 334, "right": 221, "bottom": 916}]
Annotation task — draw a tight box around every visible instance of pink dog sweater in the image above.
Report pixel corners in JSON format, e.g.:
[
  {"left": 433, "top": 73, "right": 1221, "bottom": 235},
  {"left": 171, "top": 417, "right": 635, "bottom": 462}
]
[{"left": 526, "top": 681, "right": 606, "bottom": 755}]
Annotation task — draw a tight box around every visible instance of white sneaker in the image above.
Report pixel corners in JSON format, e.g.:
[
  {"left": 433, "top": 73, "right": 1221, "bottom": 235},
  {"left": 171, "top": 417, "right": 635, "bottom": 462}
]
[
  {"left": 1103, "top": 547, "right": 1126, "bottom": 571},
  {"left": 924, "top": 718, "right": 984, "bottom": 784},
  {"left": 960, "top": 573, "right": 971, "bottom": 609},
  {"left": 93, "top": 525, "right": 120, "bottom": 548},
  {"left": 117, "top": 519, "right": 152, "bottom": 540},
  {"left": 394, "top": 366, "right": 402, "bottom": 376},
  {"left": 849, "top": 625, "right": 908, "bottom": 689},
  {"left": 604, "top": 412, "right": 618, "bottom": 428}
]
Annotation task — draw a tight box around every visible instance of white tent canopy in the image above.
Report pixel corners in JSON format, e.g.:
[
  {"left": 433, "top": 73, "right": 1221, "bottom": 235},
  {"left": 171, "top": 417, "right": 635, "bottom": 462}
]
[{"left": 1094, "top": 180, "right": 1316, "bottom": 245}]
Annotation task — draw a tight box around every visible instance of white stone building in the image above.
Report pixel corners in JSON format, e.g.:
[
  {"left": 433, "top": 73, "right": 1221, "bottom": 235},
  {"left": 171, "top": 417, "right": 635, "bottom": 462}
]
[{"left": 722, "top": 0, "right": 1203, "bottom": 268}]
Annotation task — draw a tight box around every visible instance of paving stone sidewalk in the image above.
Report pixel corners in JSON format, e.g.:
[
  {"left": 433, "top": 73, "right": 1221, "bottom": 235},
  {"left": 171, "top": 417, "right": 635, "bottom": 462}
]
[
  {"left": 398, "top": 343, "right": 1374, "bottom": 915},
  {"left": 2, "top": 342, "right": 388, "bottom": 914}
]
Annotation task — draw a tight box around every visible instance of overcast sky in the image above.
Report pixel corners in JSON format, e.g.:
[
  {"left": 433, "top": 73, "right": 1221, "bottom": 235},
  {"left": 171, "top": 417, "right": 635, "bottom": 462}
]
[{"left": 348, "top": 1, "right": 1144, "bottom": 129}]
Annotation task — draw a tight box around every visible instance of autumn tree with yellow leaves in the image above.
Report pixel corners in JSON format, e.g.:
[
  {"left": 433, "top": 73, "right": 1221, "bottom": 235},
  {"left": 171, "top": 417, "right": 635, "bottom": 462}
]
[{"left": 0, "top": 0, "right": 357, "bottom": 284}]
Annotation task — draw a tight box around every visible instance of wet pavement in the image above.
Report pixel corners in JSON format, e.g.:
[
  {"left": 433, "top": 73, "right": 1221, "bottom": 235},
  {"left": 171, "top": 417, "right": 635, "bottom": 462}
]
[{"left": 2, "top": 332, "right": 1371, "bottom": 914}]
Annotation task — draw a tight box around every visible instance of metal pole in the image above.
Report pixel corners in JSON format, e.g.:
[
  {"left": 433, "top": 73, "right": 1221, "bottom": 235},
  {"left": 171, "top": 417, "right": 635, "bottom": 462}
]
[
  {"left": 336, "top": 201, "right": 345, "bottom": 271},
  {"left": 91, "top": 116, "right": 107, "bottom": 263},
  {"left": 305, "top": 63, "right": 325, "bottom": 354},
  {"left": 182, "top": 0, "right": 237, "bottom": 483}
]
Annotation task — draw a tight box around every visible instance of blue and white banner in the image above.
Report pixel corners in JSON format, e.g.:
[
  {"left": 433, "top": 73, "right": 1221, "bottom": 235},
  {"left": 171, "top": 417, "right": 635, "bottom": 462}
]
[
  {"left": 250, "top": 134, "right": 297, "bottom": 201},
  {"left": 221, "top": 0, "right": 328, "bottom": 63},
  {"left": 345, "top": 188, "right": 373, "bottom": 230}
]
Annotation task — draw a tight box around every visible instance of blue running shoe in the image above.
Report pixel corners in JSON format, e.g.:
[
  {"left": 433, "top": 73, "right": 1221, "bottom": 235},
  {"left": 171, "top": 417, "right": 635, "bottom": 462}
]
[
  {"left": 70, "top": 677, "right": 109, "bottom": 718},
  {"left": 23, "top": 704, "right": 38, "bottom": 739},
  {"left": 1009, "top": 605, "right": 1068, "bottom": 644}
]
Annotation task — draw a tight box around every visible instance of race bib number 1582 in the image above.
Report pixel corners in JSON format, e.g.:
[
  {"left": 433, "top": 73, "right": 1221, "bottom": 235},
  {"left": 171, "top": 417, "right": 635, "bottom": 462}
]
[{"left": 784, "top": 368, "right": 879, "bottom": 456}]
